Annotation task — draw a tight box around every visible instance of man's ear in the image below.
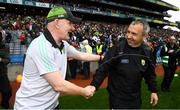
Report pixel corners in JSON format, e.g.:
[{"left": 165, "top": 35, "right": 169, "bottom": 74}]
[
  {"left": 53, "top": 19, "right": 60, "bottom": 29},
  {"left": 143, "top": 33, "right": 148, "bottom": 41},
  {"left": 55, "top": 24, "right": 60, "bottom": 29},
  {"left": 54, "top": 19, "right": 59, "bottom": 22}
]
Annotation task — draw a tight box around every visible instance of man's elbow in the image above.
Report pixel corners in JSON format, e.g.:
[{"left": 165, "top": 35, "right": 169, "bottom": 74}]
[{"left": 53, "top": 85, "right": 61, "bottom": 92}]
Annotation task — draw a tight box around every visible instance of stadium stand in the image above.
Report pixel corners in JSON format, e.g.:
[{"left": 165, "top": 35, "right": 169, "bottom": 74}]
[
  {"left": 0, "top": 0, "right": 179, "bottom": 78},
  {"left": 0, "top": 0, "right": 180, "bottom": 108}
]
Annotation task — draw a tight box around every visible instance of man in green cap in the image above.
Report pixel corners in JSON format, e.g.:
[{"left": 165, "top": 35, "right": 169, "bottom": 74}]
[{"left": 14, "top": 6, "right": 102, "bottom": 109}]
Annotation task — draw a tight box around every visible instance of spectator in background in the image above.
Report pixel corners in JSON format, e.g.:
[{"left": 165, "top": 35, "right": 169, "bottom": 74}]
[
  {"left": 177, "top": 38, "right": 180, "bottom": 66},
  {"left": 0, "top": 31, "right": 12, "bottom": 109},
  {"left": 0, "top": 26, "right": 6, "bottom": 44},
  {"left": 96, "top": 39, "right": 104, "bottom": 55},
  {"left": 13, "top": 16, "right": 21, "bottom": 30},
  {"left": 68, "top": 41, "right": 79, "bottom": 79},
  {"left": 82, "top": 39, "right": 93, "bottom": 79},
  {"left": 14, "top": 6, "right": 101, "bottom": 109},
  {"left": 91, "top": 19, "right": 158, "bottom": 109},
  {"left": 161, "top": 36, "right": 179, "bottom": 92}
]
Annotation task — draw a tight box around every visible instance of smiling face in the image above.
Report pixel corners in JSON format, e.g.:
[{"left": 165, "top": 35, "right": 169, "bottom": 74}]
[
  {"left": 126, "top": 23, "right": 146, "bottom": 48},
  {"left": 55, "top": 19, "right": 75, "bottom": 40}
]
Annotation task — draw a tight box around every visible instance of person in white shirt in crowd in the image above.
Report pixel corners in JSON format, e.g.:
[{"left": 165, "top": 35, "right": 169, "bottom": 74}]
[{"left": 82, "top": 39, "right": 93, "bottom": 79}]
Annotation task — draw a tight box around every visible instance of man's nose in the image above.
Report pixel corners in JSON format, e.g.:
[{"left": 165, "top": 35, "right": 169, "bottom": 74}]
[{"left": 126, "top": 34, "right": 132, "bottom": 39}]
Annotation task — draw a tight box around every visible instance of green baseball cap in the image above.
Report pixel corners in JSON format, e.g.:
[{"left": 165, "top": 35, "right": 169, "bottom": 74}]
[{"left": 47, "top": 6, "right": 82, "bottom": 23}]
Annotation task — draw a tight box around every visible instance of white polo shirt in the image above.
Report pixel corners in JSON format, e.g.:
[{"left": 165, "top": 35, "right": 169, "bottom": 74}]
[{"left": 14, "top": 33, "right": 79, "bottom": 110}]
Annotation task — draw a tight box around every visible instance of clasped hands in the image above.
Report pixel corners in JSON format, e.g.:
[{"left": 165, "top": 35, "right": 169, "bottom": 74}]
[{"left": 82, "top": 85, "right": 96, "bottom": 99}]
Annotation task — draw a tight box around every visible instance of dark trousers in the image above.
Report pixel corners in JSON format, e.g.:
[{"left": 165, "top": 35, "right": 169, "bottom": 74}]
[
  {"left": 109, "top": 95, "right": 141, "bottom": 109},
  {"left": 83, "top": 62, "right": 90, "bottom": 79},
  {"left": 0, "top": 74, "right": 12, "bottom": 109},
  {"left": 161, "top": 65, "right": 176, "bottom": 90},
  {"left": 69, "top": 60, "right": 78, "bottom": 79}
]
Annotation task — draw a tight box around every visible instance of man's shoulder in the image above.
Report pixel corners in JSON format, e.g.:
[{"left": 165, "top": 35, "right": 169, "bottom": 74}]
[
  {"left": 27, "top": 35, "right": 52, "bottom": 53},
  {"left": 140, "top": 43, "right": 153, "bottom": 58},
  {"left": 141, "top": 42, "right": 151, "bottom": 50},
  {"left": 32, "top": 34, "right": 51, "bottom": 45}
]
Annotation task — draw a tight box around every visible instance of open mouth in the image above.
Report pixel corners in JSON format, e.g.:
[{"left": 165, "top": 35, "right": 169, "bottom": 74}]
[{"left": 68, "top": 32, "right": 73, "bottom": 38}]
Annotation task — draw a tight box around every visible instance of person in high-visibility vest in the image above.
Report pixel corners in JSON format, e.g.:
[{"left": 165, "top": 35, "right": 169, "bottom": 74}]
[
  {"left": 160, "top": 36, "right": 178, "bottom": 92},
  {"left": 96, "top": 39, "right": 104, "bottom": 55}
]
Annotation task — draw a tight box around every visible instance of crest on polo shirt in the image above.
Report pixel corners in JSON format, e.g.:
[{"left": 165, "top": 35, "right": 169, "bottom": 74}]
[
  {"left": 141, "top": 59, "right": 145, "bottom": 66},
  {"left": 121, "top": 59, "right": 129, "bottom": 64}
]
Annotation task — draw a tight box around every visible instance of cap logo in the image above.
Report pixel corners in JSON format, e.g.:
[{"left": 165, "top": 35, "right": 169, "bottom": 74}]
[
  {"left": 58, "top": 15, "right": 65, "bottom": 18},
  {"left": 141, "top": 59, "right": 145, "bottom": 66}
]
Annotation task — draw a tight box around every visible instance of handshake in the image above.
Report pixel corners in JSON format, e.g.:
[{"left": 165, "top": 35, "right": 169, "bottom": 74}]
[{"left": 82, "top": 85, "right": 96, "bottom": 99}]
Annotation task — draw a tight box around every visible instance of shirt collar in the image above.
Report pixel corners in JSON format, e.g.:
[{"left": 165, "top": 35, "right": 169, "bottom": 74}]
[{"left": 44, "top": 28, "right": 64, "bottom": 53}]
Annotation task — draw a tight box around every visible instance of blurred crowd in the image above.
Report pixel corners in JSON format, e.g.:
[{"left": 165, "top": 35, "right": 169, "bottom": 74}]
[
  {"left": 0, "top": 12, "right": 180, "bottom": 80},
  {"left": 0, "top": 12, "right": 179, "bottom": 54}
]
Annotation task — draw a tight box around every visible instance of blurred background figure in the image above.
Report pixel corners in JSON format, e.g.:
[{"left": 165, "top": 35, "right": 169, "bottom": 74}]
[
  {"left": 68, "top": 41, "right": 79, "bottom": 79},
  {"left": 0, "top": 29, "right": 12, "bottom": 109},
  {"left": 82, "top": 39, "right": 92, "bottom": 79},
  {"left": 161, "top": 36, "right": 179, "bottom": 92},
  {"left": 96, "top": 39, "right": 104, "bottom": 56}
]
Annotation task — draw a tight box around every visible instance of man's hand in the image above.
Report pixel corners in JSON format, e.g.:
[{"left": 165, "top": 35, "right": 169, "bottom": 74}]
[
  {"left": 150, "top": 93, "right": 158, "bottom": 106},
  {"left": 82, "top": 85, "right": 96, "bottom": 99}
]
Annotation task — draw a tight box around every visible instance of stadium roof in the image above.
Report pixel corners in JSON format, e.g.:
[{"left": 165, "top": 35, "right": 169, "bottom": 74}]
[
  {"left": 0, "top": 0, "right": 179, "bottom": 28},
  {"left": 110, "top": 0, "right": 179, "bottom": 12}
]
